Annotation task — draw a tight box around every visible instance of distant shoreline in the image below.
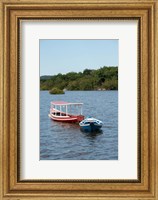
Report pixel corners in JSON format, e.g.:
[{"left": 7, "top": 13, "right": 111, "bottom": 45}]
[
  {"left": 40, "top": 89, "right": 118, "bottom": 91},
  {"left": 40, "top": 66, "right": 118, "bottom": 91}
]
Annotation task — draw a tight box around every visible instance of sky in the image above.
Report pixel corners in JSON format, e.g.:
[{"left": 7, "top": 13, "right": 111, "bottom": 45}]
[{"left": 40, "top": 40, "right": 118, "bottom": 76}]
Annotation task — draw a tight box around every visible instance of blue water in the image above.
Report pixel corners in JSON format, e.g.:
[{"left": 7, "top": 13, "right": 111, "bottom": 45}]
[{"left": 40, "top": 91, "right": 118, "bottom": 160}]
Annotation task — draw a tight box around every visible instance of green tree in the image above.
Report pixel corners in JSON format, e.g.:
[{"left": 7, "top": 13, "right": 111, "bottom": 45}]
[{"left": 40, "top": 66, "right": 118, "bottom": 91}]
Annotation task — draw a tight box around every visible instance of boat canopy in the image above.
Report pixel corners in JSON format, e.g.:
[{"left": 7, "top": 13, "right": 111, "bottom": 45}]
[{"left": 51, "top": 101, "right": 83, "bottom": 106}]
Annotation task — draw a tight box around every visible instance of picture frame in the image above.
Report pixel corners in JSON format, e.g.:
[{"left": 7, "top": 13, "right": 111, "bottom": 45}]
[{"left": 0, "top": 0, "right": 158, "bottom": 199}]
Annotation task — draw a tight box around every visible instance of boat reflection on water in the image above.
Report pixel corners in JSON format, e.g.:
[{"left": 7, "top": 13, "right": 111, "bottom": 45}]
[
  {"left": 80, "top": 127, "right": 103, "bottom": 138},
  {"left": 51, "top": 120, "right": 80, "bottom": 130}
]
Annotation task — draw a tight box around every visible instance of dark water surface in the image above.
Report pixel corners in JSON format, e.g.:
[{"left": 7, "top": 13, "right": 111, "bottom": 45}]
[{"left": 40, "top": 91, "right": 118, "bottom": 160}]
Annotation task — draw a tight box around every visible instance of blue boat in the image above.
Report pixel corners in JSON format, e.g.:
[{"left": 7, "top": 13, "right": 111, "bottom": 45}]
[{"left": 79, "top": 117, "right": 103, "bottom": 132}]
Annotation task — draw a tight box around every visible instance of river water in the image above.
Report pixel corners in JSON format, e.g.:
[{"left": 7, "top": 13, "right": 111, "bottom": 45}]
[{"left": 40, "top": 91, "right": 118, "bottom": 160}]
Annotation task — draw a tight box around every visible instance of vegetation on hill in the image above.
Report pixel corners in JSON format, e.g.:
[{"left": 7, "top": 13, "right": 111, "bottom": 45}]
[
  {"left": 40, "top": 66, "right": 118, "bottom": 91},
  {"left": 49, "top": 87, "right": 65, "bottom": 95}
]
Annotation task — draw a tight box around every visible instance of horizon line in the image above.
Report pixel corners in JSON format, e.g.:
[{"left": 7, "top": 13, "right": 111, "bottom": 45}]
[{"left": 40, "top": 65, "right": 118, "bottom": 77}]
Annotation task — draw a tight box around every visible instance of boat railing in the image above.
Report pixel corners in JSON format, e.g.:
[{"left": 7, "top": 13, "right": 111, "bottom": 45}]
[{"left": 50, "top": 103, "right": 83, "bottom": 116}]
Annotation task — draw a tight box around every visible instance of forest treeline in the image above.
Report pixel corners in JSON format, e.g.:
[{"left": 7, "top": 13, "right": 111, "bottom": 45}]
[{"left": 40, "top": 66, "right": 118, "bottom": 91}]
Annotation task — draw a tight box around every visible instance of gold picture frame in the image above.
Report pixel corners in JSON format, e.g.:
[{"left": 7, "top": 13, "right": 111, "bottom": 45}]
[{"left": 0, "top": 0, "right": 158, "bottom": 199}]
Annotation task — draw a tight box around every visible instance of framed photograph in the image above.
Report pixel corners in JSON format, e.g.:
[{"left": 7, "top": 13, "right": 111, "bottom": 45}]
[{"left": 0, "top": 0, "right": 158, "bottom": 200}]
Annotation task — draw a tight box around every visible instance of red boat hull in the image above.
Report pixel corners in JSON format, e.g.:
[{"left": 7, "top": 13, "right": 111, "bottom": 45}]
[{"left": 49, "top": 114, "right": 84, "bottom": 123}]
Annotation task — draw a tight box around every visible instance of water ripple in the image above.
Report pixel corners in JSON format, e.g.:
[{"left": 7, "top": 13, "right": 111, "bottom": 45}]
[{"left": 40, "top": 91, "right": 118, "bottom": 160}]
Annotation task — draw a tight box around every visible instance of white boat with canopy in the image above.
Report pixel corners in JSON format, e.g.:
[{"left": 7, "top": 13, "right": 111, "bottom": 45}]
[{"left": 48, "top": 101, "right": 84, "bottom": 123}]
